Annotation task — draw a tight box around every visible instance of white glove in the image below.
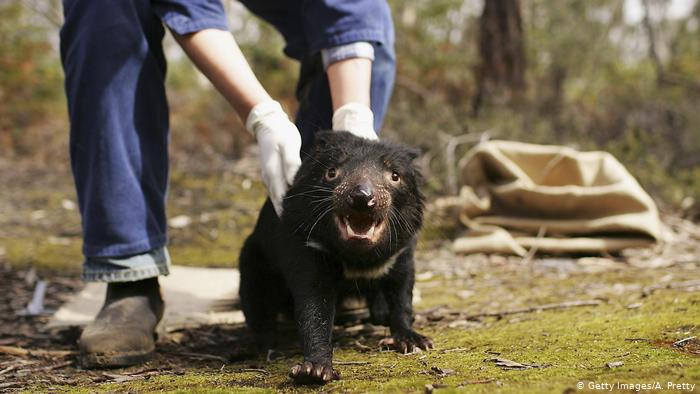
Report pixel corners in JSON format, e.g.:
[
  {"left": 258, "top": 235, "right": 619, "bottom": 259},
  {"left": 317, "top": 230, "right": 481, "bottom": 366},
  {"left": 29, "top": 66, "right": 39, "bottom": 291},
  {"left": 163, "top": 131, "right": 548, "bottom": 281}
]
[
  {"left": 332, "top": 102, "right": 378, "bottom": 140},
  {"left": 246, "top": 100, "right": 302, "bottom": 216}
]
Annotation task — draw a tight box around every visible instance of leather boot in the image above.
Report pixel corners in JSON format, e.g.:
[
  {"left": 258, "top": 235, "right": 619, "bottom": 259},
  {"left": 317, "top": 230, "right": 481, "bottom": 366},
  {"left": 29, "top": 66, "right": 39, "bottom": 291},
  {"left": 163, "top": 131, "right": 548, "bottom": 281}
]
[
  {"left": 79, "top": 278, "right": 164, "bottom": 368},
  {"left": 334, "top": 295, "right": 369, "bottom": 325}
]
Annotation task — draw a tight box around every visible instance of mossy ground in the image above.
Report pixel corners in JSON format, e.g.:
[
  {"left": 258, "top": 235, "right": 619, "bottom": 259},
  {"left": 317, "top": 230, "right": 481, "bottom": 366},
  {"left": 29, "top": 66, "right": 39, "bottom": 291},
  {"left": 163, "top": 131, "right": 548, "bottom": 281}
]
[
  {"left": 1, "top": 162, "right": 698, "bottom": 393},
  {"left": 0, "top": 164, "right": 265, "bottom": 274},
  {"left": 26, "top": 289, "right": 699, "bottom": 393}
]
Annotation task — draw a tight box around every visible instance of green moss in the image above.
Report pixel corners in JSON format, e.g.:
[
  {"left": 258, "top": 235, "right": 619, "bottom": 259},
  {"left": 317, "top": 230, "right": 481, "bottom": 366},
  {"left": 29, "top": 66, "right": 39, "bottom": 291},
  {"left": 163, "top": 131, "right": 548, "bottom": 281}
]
[
  {"left": 2, "top": 170, "right": 267, "bottom": 272},
  {"left": 165, "top": 169, "right": 266, "bottom": 268},
  {"left": 27, "top": 290, "right": 699, "bottom": 393},
  {"left": 1, "top": 236, "right": 82, "bottom": 275}
]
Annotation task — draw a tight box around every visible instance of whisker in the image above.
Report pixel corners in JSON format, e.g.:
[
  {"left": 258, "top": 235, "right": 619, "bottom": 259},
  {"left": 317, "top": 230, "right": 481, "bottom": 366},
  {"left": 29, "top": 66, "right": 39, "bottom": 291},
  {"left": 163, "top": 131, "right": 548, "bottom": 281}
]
[
  {"left": 306, "top": 206, "right": 334, "bottom": 242},
  {"left": 301, "top": 151, "right": 331, "bottom": 170}
]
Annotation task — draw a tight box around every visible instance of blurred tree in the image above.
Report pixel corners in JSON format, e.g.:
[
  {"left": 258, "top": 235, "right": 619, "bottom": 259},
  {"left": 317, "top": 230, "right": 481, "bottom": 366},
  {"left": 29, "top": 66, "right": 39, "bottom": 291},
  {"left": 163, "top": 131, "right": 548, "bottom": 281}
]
[
  {"left": 0, "top": 1, "right": 64, "bottom": 160},
  {"left": 472, "top": 0, "right": 526, "bottom": 114},
  {"left": 1, "top": 0, "right": 699, "bottom": 207}
]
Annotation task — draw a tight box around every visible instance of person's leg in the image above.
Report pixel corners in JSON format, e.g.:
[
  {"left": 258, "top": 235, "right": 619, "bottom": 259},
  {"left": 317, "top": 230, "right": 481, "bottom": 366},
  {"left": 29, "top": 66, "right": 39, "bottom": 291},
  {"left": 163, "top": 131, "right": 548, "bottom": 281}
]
[
  {"left": 61, "top": 0, "right": 171, "bottom": 279},
  {"left": 60, "top": 0, "right": 169, "bottom": 367}
]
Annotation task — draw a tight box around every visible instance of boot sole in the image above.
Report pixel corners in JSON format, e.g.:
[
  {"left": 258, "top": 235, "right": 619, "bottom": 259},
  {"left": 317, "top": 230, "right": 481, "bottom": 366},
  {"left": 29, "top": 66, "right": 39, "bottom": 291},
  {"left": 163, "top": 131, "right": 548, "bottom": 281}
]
[
  {"left": 80, "top": 349, "right": 154, "bottom": 369},
  {"left": 335, "top": 307, "right": 370, "bottom": 325},
  {"left": 80, "top": 322, "right": 162, "bottom": 369}
]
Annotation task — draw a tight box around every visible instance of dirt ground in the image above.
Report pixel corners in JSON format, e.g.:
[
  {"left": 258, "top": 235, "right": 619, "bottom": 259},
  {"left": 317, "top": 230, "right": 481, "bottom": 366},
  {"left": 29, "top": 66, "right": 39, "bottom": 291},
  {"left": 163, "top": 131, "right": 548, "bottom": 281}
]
[{"left": 0, "top": 157, "right": 699, "bottom": 393}]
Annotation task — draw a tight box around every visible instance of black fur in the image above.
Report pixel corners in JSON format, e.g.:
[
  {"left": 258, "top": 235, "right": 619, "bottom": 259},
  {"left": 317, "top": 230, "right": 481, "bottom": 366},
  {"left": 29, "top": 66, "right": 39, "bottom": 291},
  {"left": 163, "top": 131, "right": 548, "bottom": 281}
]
[{"left": 239, "top": 131, "right": 432, "bottom": 384}]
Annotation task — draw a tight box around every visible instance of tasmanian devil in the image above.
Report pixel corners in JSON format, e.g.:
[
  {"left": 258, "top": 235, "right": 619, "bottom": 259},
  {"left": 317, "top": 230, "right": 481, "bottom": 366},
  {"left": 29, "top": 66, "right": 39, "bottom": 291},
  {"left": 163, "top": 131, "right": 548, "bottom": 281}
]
[{"left": 238, "top": 130, "right": 432, "bottom": 384}]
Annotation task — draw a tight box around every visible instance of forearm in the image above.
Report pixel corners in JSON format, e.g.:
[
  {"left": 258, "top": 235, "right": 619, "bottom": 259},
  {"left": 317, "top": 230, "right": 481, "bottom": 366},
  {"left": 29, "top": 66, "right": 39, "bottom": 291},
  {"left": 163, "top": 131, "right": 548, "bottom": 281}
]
[
  {"left": 172, "top": 29, "right": 271, "bottom": 121},
  {"left": 327, "top": 57, "right": 372, "bottom": 111}
]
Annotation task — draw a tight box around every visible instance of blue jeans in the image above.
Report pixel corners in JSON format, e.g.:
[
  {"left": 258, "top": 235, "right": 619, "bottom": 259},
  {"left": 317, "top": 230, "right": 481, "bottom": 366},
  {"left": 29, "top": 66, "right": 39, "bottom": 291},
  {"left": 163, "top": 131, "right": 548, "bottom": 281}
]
[{"left": 60, "top": 0, "right": 395, "bottom": 282}]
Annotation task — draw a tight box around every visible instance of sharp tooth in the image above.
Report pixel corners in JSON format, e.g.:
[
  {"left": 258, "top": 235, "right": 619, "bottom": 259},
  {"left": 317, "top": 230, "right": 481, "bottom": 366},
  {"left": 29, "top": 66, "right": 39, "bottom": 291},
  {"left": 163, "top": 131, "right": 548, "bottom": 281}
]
[
  {"left": 346, "top": 221, "right": 355, "bottom": 236},
  {"left": 368, "top": 223, "right": 376, "bottom": 237}
]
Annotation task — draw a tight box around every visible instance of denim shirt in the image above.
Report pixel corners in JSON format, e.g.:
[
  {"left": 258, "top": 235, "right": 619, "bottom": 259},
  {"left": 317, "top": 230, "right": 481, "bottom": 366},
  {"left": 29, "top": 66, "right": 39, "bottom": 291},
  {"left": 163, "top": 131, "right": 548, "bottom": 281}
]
[{"left": 153, "top": 0, "right": 393, "bottom": 59}]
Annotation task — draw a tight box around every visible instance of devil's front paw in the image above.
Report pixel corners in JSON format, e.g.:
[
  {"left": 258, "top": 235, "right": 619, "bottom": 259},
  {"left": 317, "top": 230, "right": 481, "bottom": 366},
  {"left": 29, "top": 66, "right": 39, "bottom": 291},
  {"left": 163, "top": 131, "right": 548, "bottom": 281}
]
[
  {"left": 380, "top": 330, "right": 434, "bottom": 354},
  {"left": 289, "top": 360, "right": 340, "bottom": 384}
]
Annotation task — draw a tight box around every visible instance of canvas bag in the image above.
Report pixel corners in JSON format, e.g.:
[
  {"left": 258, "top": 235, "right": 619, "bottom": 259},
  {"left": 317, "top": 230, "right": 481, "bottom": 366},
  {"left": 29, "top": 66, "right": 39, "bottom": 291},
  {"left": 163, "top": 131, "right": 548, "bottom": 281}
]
[{"left": 452, "top": 141, "right": 662, "bottom": 256}]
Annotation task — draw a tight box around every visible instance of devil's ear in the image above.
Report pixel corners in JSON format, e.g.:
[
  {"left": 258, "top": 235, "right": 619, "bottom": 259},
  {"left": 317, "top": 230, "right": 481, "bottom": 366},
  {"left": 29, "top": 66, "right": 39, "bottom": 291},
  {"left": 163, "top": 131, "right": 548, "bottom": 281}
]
[
  {"left": 311, "top": 129, "right": 334, "bottom": 149},
  {"left": 405, "top": 147, "right": 421, "bottom": 161},
  {"left": 311, "top": 129, "right": 355, "bottom": 149}
]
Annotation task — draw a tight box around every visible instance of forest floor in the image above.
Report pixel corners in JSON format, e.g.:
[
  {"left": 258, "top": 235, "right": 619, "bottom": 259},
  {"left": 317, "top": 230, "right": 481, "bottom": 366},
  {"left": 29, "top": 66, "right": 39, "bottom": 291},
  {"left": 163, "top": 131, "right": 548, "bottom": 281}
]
[{"left": 0, "top": 153, "right": 699, "bottom": 393}]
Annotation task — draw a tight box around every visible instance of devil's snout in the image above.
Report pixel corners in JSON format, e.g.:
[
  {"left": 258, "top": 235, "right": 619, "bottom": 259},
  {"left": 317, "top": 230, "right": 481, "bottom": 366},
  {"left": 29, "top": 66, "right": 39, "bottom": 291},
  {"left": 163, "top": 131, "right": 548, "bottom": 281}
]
[{"left": 347, "top": 182, "right": 376, "bottom": 211}]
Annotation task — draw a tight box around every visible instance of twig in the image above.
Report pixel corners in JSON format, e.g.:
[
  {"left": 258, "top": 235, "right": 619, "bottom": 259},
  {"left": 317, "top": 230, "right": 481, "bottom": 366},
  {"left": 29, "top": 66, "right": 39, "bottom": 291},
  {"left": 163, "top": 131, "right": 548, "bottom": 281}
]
[
  {"left": 353, "top": 340, "right": 372, "bottom": 352},
  {"left": 239, "top": 368, "right": 270, "bottom": 375},
  {"left": 42, "top": 360, "right": 74, "bottom": 371},
  {"left": 442, "top": 347, "right": 473, "bottom": 353},
  {"left": 625, "top": 338, "right": 650, "bottom": 342},
  {"left": 439, "top": 132, "right": 489, "bottom": 195},
  {"left": 0, "top": 345, "right": 75, "bottom": 358},
  {"left": 642, "top": 279, "right": 700, "bottom": 297},
  {"left": 458, "top": 378, "right": 495, "bottom": 386},
  {"left": 673, "top": 336, "right": 697, "bottom": 347},
  {"left": 395, "top": 75, "right": 433, "bottom": 101},
  {"left": 16, "top": 360, "right": 74, "bottom": 375},
  {"left": 0, "top": 365, "right": 16, "bottom": 375},
  {"left": 523, "top": 226, "right": 547, "bottom": 267},
  {"left": 334, "top": 360, "right": 370, "bottom": 365},
  {"left": 177, "top": 351, "right": 228, "bottom": 363},
  {"left": 0, "top": 346, "right": 28, "bottom": 357},
  {"left": 462, "top": 300, "right": 602, "bottom": 319}
]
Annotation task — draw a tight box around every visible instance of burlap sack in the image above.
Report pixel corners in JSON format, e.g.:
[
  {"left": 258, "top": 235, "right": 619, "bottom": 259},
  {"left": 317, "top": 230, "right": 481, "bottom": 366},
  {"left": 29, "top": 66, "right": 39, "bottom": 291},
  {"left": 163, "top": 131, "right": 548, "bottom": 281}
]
[{"left": 452, "top": 141, "right": 662, "bottom": 255}]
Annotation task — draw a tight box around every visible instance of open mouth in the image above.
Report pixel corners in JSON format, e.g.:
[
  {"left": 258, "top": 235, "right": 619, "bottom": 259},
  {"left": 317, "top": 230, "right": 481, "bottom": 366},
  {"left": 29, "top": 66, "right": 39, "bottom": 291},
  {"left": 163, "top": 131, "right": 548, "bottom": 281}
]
[{"left": 335, "top": 214, "right": 385, "bottom": 243}]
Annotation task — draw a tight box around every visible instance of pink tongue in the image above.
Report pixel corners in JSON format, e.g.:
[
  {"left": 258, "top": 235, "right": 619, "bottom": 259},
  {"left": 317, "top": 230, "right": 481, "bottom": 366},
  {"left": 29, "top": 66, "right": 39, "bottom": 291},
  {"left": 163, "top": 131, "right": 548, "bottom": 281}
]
[{"left": 347, "top": 216, "right": 373, "bottom": 234}]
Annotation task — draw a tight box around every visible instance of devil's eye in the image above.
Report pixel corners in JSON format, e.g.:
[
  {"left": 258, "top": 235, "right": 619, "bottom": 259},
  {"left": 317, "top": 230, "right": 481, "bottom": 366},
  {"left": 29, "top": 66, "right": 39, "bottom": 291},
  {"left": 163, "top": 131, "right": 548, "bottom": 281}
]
[
  {"left": 391, "top": 170, "right": 400, "bottom": 182},
  {"left": 325, "top": 168, "right": 338, "bottom": 181}
]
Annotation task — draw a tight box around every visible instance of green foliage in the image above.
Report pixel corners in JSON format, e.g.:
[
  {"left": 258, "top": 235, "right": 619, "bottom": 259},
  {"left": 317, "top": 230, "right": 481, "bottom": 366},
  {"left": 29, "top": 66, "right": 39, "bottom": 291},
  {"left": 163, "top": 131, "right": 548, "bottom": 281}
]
[
  {"left": 2, "top": 1, "right": 700, "bottom": 206},
  {"left": 0, "top": 2, "right": 64, "bottom": 158},
  {"left": 385, "top": 0, "right": 700, "bottom": 205}
]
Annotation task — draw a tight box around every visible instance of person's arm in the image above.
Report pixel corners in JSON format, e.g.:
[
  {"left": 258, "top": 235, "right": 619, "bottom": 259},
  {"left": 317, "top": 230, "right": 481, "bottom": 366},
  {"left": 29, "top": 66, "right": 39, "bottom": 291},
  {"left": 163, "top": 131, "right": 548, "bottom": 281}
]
[
  {"left": 324, "top": 44, "right": 377, "bottom": 140},
  {"left": 327, "top": 57, "right": 372, "bottom": 110},
  {"left": 172, "top": 29, "right": 270, "bottom": 120},
  {"left": 172, "top": 29, "right": 301, "bottom": 216}
]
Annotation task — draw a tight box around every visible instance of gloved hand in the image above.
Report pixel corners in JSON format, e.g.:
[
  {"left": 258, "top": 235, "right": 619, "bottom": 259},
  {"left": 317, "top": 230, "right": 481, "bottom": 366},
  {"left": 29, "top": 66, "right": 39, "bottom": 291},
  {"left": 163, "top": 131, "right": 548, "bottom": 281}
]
[
  {"left": 246, "top": 100, "right": 302, "bottom": 216},
  {"left": 332, "top": 102, "right": 378, "bottom": 140}
]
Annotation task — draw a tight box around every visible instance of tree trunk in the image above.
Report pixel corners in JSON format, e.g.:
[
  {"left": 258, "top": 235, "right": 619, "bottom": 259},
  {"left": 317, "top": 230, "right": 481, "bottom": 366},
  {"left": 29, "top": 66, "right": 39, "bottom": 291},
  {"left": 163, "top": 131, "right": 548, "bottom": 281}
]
[
  {"left": 641, "top": 0, "right": 665, "bottom": 84},
  {"left": 472, "top": 0, "right": 526, "bottom": 115}
]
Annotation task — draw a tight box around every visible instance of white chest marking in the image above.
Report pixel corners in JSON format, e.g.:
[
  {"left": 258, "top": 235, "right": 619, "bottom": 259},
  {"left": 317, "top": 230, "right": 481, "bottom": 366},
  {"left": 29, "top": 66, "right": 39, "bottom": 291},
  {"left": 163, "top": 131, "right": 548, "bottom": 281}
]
[
  {"left": 343, "top": 247, "right": 408, "bottom": 280},
  {"left": 305, "top": 239, "right": 327, "bottom": 252}
]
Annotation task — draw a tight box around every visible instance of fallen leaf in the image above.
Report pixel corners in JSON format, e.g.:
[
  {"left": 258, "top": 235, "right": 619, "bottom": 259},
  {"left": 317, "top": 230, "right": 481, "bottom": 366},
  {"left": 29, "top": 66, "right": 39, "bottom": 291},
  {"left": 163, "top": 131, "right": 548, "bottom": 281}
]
[
  {"left": 673, "top": 336, "right": 697, "bottom": 347},
  {"left": 485, "top": 357, "right": 545, "bottom": 370},
  {"left": 430, "top": 366, "right": 455, "bottom": 377},
  {"left": 606, "top": 361, "right": 624, "bottom": 368}
]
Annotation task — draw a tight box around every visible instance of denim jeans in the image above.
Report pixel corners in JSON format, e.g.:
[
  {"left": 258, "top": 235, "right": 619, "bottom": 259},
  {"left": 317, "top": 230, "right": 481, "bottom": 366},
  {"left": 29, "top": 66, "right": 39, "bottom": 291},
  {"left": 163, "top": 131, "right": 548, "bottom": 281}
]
[{"left": 60, "top": 0, "right": 395, "bottom": 282}]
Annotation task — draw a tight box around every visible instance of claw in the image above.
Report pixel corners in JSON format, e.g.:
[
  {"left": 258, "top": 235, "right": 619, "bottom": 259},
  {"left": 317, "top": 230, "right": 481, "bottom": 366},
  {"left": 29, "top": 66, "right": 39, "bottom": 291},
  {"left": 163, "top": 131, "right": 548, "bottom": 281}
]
[
  {"left": 289, "top": 361, "right": 340, "bottom": 384},
  {"left": 380, "top": 330, "right": 433, "bottom": 354}
]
